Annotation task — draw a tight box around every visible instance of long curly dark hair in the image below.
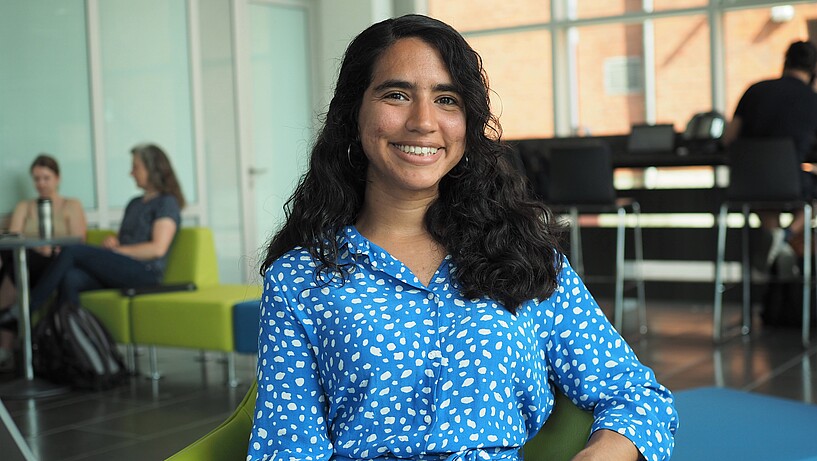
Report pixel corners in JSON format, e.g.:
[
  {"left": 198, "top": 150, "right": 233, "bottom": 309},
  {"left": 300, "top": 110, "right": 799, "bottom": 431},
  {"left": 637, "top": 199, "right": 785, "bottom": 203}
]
[{"left": 261, "top": 14, "right": 563, "bottom": 313}]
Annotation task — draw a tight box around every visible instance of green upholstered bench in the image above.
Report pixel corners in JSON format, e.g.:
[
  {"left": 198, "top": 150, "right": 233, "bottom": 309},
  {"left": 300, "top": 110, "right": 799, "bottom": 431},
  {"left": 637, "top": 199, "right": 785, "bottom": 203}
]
[
  {"left": 80, "top": 227, "right": 219, "bottom": 369},
  {"left": 80, "top": 227, "right": 261, "bottom": 384},
  {"left": 131, "top": 284, "right": 262, "bottom": 385},
  {"left": 165, "top": 382, "right": 593, "bottom": 461}
]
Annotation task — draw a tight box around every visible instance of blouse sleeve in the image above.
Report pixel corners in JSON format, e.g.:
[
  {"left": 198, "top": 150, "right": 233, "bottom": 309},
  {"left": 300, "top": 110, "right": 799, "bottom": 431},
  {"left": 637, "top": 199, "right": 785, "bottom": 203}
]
[
  {"left": 544, "top": 257, "right": 679, "bottom": 461},
  {"left": 247, "top": 269, "right": 333, "bottom": 461}
]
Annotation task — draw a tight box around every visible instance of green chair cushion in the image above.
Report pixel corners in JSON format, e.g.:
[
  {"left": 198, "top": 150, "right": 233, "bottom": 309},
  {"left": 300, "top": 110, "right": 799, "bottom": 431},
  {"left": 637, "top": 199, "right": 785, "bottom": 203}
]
[
  {"left": 164, "top": 228, "right": 220, "bottom": 288},
  {"left": 523, "top": 390, "right": 594, "bottom": 461},
  {"left": 80, "top": 289, "right": 133, "bottom": 343},
  {"left": 131, "top": 284, "right": 262, "bottom": 351},
  {"left": 166, "top": 382, "right": 257, "bottom": 461}
]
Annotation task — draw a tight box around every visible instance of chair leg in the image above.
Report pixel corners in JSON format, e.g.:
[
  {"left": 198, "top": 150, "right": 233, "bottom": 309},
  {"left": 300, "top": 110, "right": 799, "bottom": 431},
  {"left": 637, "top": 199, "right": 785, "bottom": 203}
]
[
  {"left": 614, "top": 207, "right": 626, "bottom": 332},
  {"left": 148, "top": 346, "right": 162, "bottom": 381},
  {"left": 126, "top": 344, "right": 136, "bottom": 374},
  {"left": 740, "top": 205, "right": 751, "bottom": 335},
  {"left": 802, "top": 204, "right": 812, "bottom": 348},
  {"left": 226, "top": 352, "right": 239, "bottom": 388},
  {"left": 569, "top": 208, "right": 583, "bottom": 276},
  {"left": 632, "top": 202, "right": 647, "bottom": 334},
  {"left": 713, "top": 203, "right": 729, "bottom": 342}
]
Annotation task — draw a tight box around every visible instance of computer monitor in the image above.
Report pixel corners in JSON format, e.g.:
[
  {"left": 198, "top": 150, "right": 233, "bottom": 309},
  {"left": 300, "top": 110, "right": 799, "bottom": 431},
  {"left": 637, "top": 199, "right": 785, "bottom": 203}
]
[{"left": 627, "top": 124, "right": 676, "bottom": 154}]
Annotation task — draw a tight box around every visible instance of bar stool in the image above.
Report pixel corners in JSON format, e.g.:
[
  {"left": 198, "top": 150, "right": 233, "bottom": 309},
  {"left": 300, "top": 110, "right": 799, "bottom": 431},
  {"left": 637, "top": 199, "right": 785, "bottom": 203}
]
[
  {"left": 547, "top": 144, "right": 647, "bottom": 334},
  {"left": 712, "top": 138, "right": 813, "bottom": 347}
]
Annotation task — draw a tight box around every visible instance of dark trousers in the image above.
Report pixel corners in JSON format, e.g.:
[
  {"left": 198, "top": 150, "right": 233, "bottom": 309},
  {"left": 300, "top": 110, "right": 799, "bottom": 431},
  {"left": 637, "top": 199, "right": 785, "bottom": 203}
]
[
  {"left": 0, "top": 249, "right": 55, "bottom": 289},
  {"left": 29, "top": 244, "right": 161, "bottom": 311}
]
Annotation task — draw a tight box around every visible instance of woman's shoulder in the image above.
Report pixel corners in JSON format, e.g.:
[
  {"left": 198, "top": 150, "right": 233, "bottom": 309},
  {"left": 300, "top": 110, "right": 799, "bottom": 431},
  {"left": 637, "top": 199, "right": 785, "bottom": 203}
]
[
  {"left": 63, "top": 197, "right": 85, "bottom": 211},
  {"left": 14, "top": 198, "right": 35, "bottom": 211},
  {"left": 264, "top": 246, "right": 320, "bottom": 284}
]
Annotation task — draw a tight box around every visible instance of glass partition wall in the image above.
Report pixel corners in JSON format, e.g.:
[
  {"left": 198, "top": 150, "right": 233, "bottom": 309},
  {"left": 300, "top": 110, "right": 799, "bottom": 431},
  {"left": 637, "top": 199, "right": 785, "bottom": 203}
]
[{"left": 0, "top": 0, "right": 316, "bottom": 283}]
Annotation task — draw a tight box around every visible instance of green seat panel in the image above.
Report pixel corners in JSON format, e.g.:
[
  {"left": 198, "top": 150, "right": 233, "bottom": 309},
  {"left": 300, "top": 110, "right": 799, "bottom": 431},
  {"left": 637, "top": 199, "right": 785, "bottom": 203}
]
[
  {"left": 80, "top": 289, "right": 132, "bottom": 343},
  {"left": 131, "top": 284, "right": 262, "bottom": 351},
  {"left": 166, "top": 382, "right": 593, "bottom": 461}
]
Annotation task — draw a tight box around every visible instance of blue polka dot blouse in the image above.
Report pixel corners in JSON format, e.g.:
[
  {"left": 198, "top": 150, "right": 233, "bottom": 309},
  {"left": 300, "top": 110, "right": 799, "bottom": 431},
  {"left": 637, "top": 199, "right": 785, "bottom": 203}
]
[{"left": 248, "top": 226, "right": 678, "bottom": 461}]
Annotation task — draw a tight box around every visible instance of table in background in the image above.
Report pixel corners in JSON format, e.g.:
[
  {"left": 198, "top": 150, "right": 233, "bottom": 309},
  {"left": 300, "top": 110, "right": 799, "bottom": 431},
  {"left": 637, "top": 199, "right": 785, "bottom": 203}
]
[{"left": 0, "top": 236, "right": 81, "bottom": 399}]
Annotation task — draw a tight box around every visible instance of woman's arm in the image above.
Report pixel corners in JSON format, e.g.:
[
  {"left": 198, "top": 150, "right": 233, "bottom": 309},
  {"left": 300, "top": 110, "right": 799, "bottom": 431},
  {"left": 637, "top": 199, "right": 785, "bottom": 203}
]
[
  {"left": 7, "top": 201, "right": 29, "bottom": 234},
  {"left": 545, "top": 258, "right": 678, "bottom": 461},
  {"left": 111, "top": 217, "right": 176, "bottom": 261},
  {"left": 570, "top": 430, "right": 642, "bottom": 461},
  {"left": 65, "top": 199, "right": 87, "bottom": 241}
]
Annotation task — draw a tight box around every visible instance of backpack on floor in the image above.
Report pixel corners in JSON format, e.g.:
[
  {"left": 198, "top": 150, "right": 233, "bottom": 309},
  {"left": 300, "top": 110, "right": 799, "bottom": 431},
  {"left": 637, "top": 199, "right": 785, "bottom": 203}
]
[{"left": 32, "top": 302, "right": 128, "bottom": 390}]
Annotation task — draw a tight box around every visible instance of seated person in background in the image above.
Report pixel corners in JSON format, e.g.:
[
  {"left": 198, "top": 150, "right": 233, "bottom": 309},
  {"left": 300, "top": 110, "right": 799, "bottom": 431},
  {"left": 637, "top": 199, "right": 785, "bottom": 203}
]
[
  {"left": 0, "top": 154, "right": 86, "bottom": 371},
  {"left": 27, "top": 143, "right": 185, "bottom": 316},
  {"left": 721, "top": 40, "right": 817, "bottom": 264},
  {"left": 248, "top": 14, "right": 678, "bottom": 461}
]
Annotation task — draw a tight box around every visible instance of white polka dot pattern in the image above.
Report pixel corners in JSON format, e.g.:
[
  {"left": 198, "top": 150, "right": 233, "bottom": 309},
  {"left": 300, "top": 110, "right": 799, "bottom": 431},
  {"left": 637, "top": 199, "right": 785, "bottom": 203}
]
[{"left": 247, "top": 226, "right": 678, "bottom": 461}]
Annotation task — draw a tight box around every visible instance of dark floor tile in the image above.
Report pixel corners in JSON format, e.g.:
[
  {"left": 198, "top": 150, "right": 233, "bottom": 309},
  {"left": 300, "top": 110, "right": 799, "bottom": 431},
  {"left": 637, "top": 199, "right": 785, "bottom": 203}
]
[{"left": 25, "top": 428, "right": 135, "bottom": 461}]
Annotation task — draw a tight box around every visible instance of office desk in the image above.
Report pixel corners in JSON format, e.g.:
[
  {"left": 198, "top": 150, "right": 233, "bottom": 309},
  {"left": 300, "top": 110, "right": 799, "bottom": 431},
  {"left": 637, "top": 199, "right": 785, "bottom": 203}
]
[
  {"left": 612, "top": 151, "right": 726, "bottom": 168},
  {"left": 0, "top": 236, "right": 80, "bottom": 399}
]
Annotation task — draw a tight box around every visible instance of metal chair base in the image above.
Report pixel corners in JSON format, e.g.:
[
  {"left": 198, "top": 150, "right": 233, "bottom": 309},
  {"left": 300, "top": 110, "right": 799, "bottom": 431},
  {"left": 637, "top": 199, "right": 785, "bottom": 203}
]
[
  {"left": 565, "top": 202, "right": 647, "bottom": 334},
  {"left": 713, "top": 202, "right": 813, "bottom": 347}
]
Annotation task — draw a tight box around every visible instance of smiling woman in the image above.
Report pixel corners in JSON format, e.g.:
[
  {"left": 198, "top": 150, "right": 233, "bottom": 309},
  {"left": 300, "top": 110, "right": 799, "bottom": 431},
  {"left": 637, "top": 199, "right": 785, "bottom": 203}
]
[
  {"left": 250, "top": 14, "right": 678, "bottom": 461},
  {"left": 357, "top": 37, "right": 466, "bottom": 200}
]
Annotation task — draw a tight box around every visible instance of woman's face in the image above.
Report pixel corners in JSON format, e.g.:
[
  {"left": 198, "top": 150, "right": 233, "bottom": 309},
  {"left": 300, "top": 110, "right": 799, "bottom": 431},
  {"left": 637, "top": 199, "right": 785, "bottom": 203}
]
[
  {"left": 31, "top": 166, "right": 60, "bottom": 198},
  {"left": 130, "top": 154, "right": 150, "bottom": 191},
  {"left": 357, "top": 37, "right": 466, "bottom": 198}
]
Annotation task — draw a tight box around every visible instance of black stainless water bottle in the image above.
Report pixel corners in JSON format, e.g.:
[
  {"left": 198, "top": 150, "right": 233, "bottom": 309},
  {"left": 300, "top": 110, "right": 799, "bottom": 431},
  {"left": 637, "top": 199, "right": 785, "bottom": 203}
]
[{"left": 37, "top": 198, "right": 53, "bottom": 239}]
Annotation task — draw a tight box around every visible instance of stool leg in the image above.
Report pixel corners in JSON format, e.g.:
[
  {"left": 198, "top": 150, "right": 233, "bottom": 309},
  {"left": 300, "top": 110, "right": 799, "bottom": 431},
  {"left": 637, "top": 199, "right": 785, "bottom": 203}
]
[
  {"left": 633, "top": 202, "right": 647, "bottom": 334},
  {"left": 713, "top": 203, "right": 728, "bottom": 342},
  {"left": 126, "top": 344, "right": 136, "bottom": 374},
  {"left": 741, "top": 205, "right": 751, "bottom": 335},
  {"left": 148, "top": 346, "right": 162, "bottom": 381},
  {"left": 614, "top": 207, "right": 626, "bottom": 332},
  {"left": 226, "top": 352, "right": 239, "bottom": 388},
  {"left": 802, "top": 204, "right": 812, "bottom": 348},
  {"left": 569, "top": 207, "right": 583, "bottom": 276}
]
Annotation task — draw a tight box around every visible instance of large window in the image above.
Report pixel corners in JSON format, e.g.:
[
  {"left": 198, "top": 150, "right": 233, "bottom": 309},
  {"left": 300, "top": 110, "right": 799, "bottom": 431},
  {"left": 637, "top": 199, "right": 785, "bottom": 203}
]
[
  {"left": 724, "top": 3, "right": 817, "bottom": 119},
  {"left": 0, "top": 1, "right": 95, "bottom": 212},
  {"left": 654, "top": 14, "right": 711, "bottom": 131},
  {"left": 429, "top": 0, "right": 550, "bottom": 31},
  {"left": 98, "top": 0, "right": 197, "bottom": 211},
  {"left": 427, "top": 0, "right": 817, "bottom": 140},
  {"left": 574, "top": 22, "right": 646, "bottom": 135},
  {"left": 468, "top": 30, "right": 554, "bottom": 138}
]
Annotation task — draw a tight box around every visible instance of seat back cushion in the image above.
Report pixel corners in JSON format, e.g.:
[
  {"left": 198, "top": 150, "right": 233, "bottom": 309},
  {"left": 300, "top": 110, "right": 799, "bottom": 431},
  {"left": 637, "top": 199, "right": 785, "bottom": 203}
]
[{"left": 162, "top": 227, "right": 220, "bottom": 288}]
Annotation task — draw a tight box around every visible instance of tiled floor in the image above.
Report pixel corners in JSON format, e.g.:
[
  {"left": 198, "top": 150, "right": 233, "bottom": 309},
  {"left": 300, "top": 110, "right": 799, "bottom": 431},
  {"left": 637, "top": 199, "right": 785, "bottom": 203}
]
[{"left": 1, "top": 300, "right": 815, "bottom": 461}]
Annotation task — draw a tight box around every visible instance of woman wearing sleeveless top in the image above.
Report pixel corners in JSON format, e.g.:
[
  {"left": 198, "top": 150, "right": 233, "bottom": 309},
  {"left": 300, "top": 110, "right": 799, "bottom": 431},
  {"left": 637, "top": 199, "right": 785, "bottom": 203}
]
[{"left": 0, "top": 154, "right": 87, "bottom": 371}]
